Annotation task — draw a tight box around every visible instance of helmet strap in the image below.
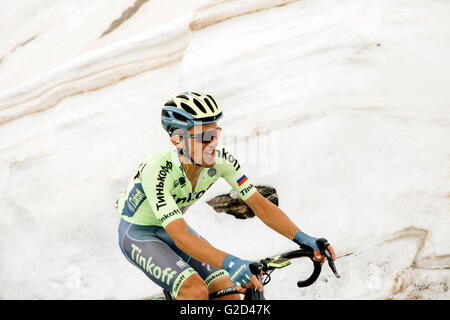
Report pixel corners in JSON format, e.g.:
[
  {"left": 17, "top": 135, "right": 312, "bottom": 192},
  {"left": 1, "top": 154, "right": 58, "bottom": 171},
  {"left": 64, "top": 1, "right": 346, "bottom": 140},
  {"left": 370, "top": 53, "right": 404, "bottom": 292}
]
[{"left": 177, "top": 135, "right": 202, "bottom": 167}]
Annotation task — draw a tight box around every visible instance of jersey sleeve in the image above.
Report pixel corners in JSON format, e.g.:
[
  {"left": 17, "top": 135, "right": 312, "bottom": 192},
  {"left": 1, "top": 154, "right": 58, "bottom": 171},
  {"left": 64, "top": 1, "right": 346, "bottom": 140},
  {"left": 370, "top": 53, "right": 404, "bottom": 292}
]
[
  {"left": 216, "top": 145, "right": 257, "bottom": 201},
  {"left": 140, "top": 158, "right": 183, "bottom": 228}
]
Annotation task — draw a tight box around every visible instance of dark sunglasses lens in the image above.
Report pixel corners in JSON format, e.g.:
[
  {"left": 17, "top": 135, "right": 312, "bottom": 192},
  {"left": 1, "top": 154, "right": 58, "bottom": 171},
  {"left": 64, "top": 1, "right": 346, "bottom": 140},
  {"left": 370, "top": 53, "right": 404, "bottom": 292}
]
[{"left": 198, "top": 129, "right": 220, "bottom": 143}]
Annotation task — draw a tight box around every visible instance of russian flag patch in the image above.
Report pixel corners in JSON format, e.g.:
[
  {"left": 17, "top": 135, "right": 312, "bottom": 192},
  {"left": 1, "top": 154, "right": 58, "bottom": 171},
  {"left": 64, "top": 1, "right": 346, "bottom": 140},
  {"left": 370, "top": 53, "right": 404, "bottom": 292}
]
[{"left": 236, "top": 174, "right": 248, "bottom": 187}]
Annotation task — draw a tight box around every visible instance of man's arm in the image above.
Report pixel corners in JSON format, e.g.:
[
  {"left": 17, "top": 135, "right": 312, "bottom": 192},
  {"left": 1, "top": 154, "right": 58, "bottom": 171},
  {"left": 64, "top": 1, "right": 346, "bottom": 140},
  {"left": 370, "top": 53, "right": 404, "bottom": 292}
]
[
  {"left": 245, "top": 191, "right": 300, "bottom": 241},
  {"left": 165, "top": 218, "right": 263, "bottom": 292},
  {"left": 245, "top": 191, "right": 336, "bottom": 263},
  {"left": 164, "top": 218, "right": 228, "bottom": 269}
]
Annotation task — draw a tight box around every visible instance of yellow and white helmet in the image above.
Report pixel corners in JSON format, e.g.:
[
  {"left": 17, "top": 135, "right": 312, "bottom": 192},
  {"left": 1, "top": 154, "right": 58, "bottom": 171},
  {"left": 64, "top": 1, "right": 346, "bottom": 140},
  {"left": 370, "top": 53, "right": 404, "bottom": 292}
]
[{"left": 161, "top": 92, "right": 223, "bottom": 135}]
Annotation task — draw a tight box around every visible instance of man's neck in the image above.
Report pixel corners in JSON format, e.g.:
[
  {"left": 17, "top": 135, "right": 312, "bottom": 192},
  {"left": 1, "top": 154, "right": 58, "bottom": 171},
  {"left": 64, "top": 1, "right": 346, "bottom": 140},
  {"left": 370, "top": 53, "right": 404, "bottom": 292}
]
[{"left": 180, "top": 155, "right": 203, "bottom": 180}]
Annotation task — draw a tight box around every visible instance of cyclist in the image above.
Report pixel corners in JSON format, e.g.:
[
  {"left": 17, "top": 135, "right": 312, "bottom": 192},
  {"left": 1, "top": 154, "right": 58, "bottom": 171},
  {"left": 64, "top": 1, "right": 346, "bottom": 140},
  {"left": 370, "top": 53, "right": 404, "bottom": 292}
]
[{"left": 116, "top": 92, "right": 336, "bottom": 300}]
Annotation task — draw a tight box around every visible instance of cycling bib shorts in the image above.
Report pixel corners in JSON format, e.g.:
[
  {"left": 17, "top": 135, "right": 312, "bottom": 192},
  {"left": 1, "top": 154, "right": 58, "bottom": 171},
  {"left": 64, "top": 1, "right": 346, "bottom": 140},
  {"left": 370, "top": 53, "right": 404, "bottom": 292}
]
[{"left": 118, "top": 218, "right": 227, "bottom": 298}]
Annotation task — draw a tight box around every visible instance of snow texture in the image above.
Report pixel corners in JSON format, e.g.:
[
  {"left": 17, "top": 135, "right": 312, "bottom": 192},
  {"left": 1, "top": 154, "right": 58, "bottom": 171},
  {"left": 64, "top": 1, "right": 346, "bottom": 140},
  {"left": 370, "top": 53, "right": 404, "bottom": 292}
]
[{"left": 0, "top": 0, "right": 449, "bottom": 299}]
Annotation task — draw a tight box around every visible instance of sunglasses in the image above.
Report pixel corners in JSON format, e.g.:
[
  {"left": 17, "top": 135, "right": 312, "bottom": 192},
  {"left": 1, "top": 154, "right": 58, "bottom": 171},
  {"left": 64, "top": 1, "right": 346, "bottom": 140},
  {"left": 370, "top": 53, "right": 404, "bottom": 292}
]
[{"left": 187, "top": 127, "right": 222, "bottom": 143}]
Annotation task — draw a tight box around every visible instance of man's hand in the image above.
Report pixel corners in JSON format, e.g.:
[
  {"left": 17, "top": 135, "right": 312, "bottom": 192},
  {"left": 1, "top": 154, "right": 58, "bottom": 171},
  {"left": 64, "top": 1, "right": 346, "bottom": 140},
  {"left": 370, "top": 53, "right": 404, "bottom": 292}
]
[
  {"left": 293, "top": 231, "right": 336, "bottom": 265},
  {"left": 222, "top": 254, "right": 263, "bottom": 292}
]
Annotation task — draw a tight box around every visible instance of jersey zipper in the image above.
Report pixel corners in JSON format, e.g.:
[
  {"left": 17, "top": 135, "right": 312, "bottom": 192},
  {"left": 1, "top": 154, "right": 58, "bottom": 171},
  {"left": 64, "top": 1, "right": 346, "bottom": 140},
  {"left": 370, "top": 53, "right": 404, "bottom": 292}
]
[{"left": 174, "top": 148, "right": 207, "bottom": 193}]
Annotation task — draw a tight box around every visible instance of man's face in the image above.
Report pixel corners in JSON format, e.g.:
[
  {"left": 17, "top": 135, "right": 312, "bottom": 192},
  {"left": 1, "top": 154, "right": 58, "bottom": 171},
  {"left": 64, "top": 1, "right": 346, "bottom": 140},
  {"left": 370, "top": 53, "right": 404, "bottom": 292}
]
[{"left": 174, "top": 123, "right": 221, "bottom": 167}]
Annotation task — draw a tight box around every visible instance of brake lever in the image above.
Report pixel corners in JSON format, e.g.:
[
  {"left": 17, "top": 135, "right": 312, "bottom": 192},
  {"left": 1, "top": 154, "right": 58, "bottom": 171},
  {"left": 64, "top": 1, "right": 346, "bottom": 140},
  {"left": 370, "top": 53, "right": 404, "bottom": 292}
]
[{"left": 317, "top": 238, "right": 340, "bottom": 278}]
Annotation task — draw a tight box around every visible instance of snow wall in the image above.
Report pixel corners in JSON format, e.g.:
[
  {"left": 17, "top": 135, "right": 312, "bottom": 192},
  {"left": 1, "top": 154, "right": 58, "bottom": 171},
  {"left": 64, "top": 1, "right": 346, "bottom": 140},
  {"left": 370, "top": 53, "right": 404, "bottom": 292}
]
[{"left": 0, "top": 0, "right": 449, "bottom": 299}]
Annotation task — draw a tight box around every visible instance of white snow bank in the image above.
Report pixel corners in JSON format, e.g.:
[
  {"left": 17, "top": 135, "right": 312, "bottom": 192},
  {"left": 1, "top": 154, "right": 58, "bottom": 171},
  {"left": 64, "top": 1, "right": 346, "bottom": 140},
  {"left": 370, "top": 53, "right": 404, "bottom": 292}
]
[{"left": 0, "top": 0, "right": 449, "bottom": 299}]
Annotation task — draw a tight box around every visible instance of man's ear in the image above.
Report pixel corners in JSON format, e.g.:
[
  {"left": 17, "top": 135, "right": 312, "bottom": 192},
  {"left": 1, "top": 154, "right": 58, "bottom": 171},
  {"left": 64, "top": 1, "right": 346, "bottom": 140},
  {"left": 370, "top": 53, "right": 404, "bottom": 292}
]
[{"left": 170, "top": 135, "right": 182, "bottom": 147}]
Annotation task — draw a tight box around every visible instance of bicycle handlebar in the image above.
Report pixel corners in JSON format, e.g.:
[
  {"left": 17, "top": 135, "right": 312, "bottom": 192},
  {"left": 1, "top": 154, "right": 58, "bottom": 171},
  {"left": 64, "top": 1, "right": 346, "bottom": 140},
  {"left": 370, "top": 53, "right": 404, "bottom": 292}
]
[
  {"left": 207, "top": 238, "right": 339, "bottom": 300},
  {"left": 255, "top": 238, "right": 340, "bottom": 288},
  {"left": 279, "top": 249, "right": 322, "bottom": 287}
]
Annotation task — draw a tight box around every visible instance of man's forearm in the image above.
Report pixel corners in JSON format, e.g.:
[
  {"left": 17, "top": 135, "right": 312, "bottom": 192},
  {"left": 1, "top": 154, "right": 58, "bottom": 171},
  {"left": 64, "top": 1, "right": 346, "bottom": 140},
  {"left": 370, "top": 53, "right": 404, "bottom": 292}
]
[
  {"left": 258, "top": 203, "right": 300, "bottom": 240},
  {"left": 174, "top": 231, "right": 228, "bottom": 269},
  {"left": 247, "top": 192, "right": 300, "bottom": 240}
]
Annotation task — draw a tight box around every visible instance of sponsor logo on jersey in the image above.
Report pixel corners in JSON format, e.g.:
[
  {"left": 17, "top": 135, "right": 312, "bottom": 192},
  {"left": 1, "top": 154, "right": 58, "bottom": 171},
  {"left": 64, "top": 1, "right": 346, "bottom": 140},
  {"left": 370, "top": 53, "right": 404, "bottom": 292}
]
[
  {"left": 215, "top": 148, "right": 241, "bottom": 171},
  {"left": 207, "top": 167, "right": 216, "bottom": 177},
  {"left": 236, "top": 174, "right": 248, "bottom": 186},
  {"left": 175, "top": 190, "right": 206, "bottom": 205},
  {"left": 159, "top": 208, "right": 181, "bottom": 224},
  {"left": 240, "top": 184, "right": 254, "bottom": 197},
  {"left": 155, "top": 160, "right": 174, "bottom": 210},
  {"left": 173, "top": 177, "right": 187, "bottom": 188},
  {"left": 133, "top": 162, "right": 146, "bottom": 180},
  {"left": 122, "top": 183, "right": 146, "bottom": 217}
]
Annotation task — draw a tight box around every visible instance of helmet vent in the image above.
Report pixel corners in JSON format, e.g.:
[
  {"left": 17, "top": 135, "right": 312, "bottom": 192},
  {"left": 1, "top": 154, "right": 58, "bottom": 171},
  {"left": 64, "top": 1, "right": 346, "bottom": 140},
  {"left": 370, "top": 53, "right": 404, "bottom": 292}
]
[
  {"left": 173, "top": 112, "right": 189, "bottom": 122},
  {"left": 180, "top": 102, "right": 197, "bottom": 115},
  {"left": 164, "top": 100, "right": 177, "bottom": 107},
  {"left": 190, "top": 92, "right": 201, "bottom": 96},
  {"left": 207, "top": 95, "right": 218, "bottom": 110},
  {"left": 204, "top": 98, "right": 215, "bottom": 113},
  {"left": 198, "top": 112, "right": 222, "bottom": 122},
  {"left": 193, "top": 98, "right": 207, "bottom": 113},
  {"left": 177, "top": 95, "right": 189, "bottom": 100}
]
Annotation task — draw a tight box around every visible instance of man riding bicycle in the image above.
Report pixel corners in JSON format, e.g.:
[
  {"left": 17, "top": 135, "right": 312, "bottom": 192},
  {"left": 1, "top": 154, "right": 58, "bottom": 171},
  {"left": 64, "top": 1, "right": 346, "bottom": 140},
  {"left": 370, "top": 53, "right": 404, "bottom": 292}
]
[{"left": 116, "top": 92, "right": 336, "bottom": 300}]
